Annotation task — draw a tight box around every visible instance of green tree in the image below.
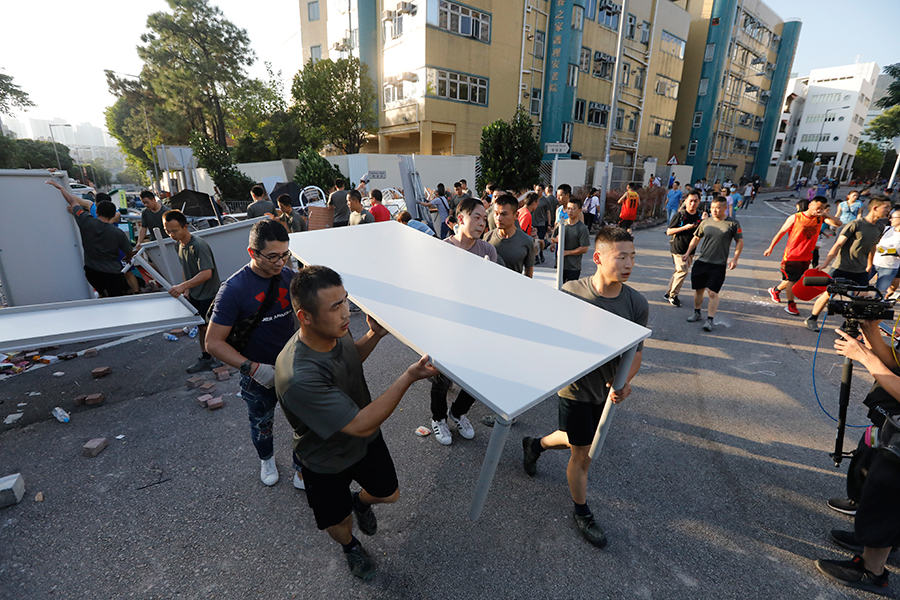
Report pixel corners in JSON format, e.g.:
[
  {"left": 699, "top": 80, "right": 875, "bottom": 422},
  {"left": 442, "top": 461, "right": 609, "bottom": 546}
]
[
  {"left": 795, "top": 147, "right": 815, "bottom": 163},
  {"left": 294, "top": 147, "right": 345, "bottom": 191},
  {"left": 880, "top": 149, "right": 898, "bottom": 179},
  {"left": 189, "top": 132, "right": 254, "bottom": 204},
  {"left": 0, "top": 71, "right": 33, "bottom": 115},
  {"left": 477, "top": 106, "right": 542, "bottom": 192},
  {"left": 865, "top": 105, "right": 900, "bottom": 142},
  {"left": 0, "top": 133, "right": 19, "bottom": 168},
  {"left": 8, "top": 139, "right": 74, "bottom": 171},
  {"left": 138, "top": 0, "right": 254, "bottom": 147},
  {"left": 291, "top": 57, "right": 377, "bottom": 154},
  {"left": 116, "top": 163, "right": 150, "bottom": 186},
  {"left": 875, "top": 63, "right": 900, "bottom": 109},
  {"left": 854, "top": 141, "right": 885, "bottom": 179}
]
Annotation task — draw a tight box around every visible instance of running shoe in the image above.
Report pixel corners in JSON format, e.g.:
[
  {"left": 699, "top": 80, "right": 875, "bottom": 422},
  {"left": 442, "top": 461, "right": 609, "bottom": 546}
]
[
  {"left": 815, "top": 555, "right": 889, "bottom": 595},
  {"left": 768, "top": 287, "right": 781, "bottom": 303},
  {"left": 785, "top": 301, "right": 800, "bottom": 316}
]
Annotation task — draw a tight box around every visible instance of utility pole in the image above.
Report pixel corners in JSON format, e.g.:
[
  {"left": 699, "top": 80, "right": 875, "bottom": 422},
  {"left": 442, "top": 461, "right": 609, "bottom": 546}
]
[{"left": 599, "top": 0, "right": 627, "bottom": 221}]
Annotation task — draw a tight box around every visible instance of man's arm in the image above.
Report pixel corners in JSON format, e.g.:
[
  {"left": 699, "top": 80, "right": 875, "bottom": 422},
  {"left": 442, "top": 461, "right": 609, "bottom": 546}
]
[
  {"left": 136, "top": 225, "right": 149, "bottom": 247},
  {"left": 860, "top": 321, "right": 899, "bottom": 370},
  {"left": 729, "top": 238, "right": 744, "bottom": 270},
  {"left": 340, "top": 355, "right": 439, "bottom": 437},
  {"left": 206, "top": 322, "right": 247, "bottom": 368},
  {"left": 564, "top": 245, "right": 589, "bottom": 257},
  {"left": 835, "top": 329, "right": 900, "bottom": 400},
  {"left": 763, "top": 214, "right": 796, "bottom": 256},
  {"left": 606, "top": 350, "right": 642, "bottom": 403},
  {"left": 682, "top": 235, "right": 701, "bottom": 261},
  {"left": 169, "top": 269, "right": 213, "bottom": 298},
  {"left": 355, "top": 315, "right": 388, "bottom": 362},
  {"left": 821, "top": 234, "right": 849, "bottom": 270},
  {"left": 823, "top": 215, "right": 842, "bottom": 228},
  {"left": 45, "top": 179, "right": 90, "bottom": 209}
]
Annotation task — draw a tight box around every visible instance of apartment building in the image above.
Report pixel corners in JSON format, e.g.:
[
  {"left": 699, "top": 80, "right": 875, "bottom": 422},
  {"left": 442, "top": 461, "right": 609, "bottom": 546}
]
[
  {"left": 299, "top": 0, "right": 691, "bottom": 177},
  {"left": 669, "top": 0, "right": 800, "bottom": 184}
]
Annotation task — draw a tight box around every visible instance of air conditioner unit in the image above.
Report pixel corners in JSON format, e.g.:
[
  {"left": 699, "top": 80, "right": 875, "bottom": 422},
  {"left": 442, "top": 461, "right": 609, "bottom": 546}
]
[
  {"left": 761, "top": 91, "right": 771, "bottom": 99},
  {"left": 401, "top": 71, "right": 418, "bottom": 82},
  {"left": 656, "top": 81, "right": 667, "bottom": 94},
  {"left": 396, "top": 2, "right": 416, "bottom": 15},
  {"left": 382, "top": 9, "right": 395, "bottom": 20},
  {"left": 751, "top": 57, "right": 765, "bottom": 65}
]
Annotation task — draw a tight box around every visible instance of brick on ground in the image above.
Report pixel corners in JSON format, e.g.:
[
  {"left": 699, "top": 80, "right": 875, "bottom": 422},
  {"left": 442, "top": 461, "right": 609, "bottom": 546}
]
[
  {"left": 206, "top": 396, "right": 224, "bottom": 411},
  {"left": 196, "top": 394, "right": 213, "bottom": 407},
  {"left": 82, "top": 438, "right": 108, "bottom": 458},
  {"left": 185, "top": 375, "right": 206, "bottom": 389},
  {"left": 198, "top": 382, "right": 216, "bottom": 393},
  {"left": 84, "top": 393, "right": 105, "bottom": 406},
  {"left": 0, "top": 473, "right": 25, "bottom": 508},
  {"left": 91, "top": 366, "right": 112, "bottom": 379},
  {"left": 82, "top": 348, "right": 98, "bottom": 358}
]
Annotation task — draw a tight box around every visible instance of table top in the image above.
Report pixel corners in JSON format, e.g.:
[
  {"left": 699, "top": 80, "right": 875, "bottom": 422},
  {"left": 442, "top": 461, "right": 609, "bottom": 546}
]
[{"left": 288, "top": 221, "right": 651, "bottom": 420}]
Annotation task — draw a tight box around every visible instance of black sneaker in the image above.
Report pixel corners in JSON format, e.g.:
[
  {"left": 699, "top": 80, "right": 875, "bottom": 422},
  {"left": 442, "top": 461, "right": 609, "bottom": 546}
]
[
  {"left": 830, "top": 529, "right": 864, "bottom": 553},
  {"left": 669, "top": 295, "right": 681, "bottom": 307},
  {"left": 522, "top": 437, "right": 541, "bottom": 477},
  {"left": 573, "top": 512, "right": 608, "bottom": 548},
  {"left": 186, "top": 357, "right": 215, "bottom": 373},
  {"left": 815, "top": 555, "right": 889, "bottom": 595},
  {"left": 687, "top": 311, "right": 702, "bottom": 323},
  {"left": 805, "top": 317, "right": 820, "bottom": 332},
  {"left": 345, "top": 544, "right": 376, "bottom": 580},
  {"left": 827, "top": 497, "right": 858, "bottom": 516},
  {"left": 352, "top": 492, "right": 377, "bottom": 536}
]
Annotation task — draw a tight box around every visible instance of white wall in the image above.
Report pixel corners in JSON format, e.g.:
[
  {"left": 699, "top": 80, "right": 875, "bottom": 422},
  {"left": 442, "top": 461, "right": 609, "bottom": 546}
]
[
  {"left": 235, "top": 159, "right": 300, "bottom": 183},
  {"left": 324, "top": 153, "right": 477, "bottom": 195}
]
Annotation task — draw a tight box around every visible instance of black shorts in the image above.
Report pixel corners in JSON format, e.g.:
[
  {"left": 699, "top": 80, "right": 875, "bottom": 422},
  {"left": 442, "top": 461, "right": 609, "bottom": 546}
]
[
  {"left": 780, "top": 260, "right": 809, "bottom": 282},
  {"left": 691, "top": 260, "right": 727, "bottom": 293},
  {"left": 84, "top": 266, "right": 128, "bottom": 297},
  {"left": 562, "top": 269, "right": 581, "bottom": 283},
  {"left": 618, "top": 218, "right": 634, "bottom": 230},
  {"left": 536, "top": 225, "right": 548, "bottom": 241},
  {"left": 831, "top": 269, "right": 870, "bottom": 286},
  {"left": 855, "top": 450, "right": 900, "bottom": 548},
  {"left": 558, "top": 396, "right": 604, "bottom": 447},
  {"left": 301, "top": 433, "right": 399, "bottom": 530},
  {"left": 186, "top": 296, "right": 214, "bottom": 323}
]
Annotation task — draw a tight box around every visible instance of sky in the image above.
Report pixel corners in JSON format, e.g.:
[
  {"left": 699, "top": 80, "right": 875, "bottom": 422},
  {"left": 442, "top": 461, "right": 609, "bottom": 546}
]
[{"left": 0, "top": 0, "right": 896, "bottom": 138}]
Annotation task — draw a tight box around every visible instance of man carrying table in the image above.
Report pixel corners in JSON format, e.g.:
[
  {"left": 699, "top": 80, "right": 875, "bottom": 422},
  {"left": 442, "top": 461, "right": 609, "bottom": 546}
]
[{"left": 521, "top": 226, "right": 648, "bottom": 548}]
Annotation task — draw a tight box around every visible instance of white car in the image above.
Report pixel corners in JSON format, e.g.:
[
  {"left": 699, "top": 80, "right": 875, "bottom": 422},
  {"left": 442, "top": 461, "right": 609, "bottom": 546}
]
[{"left": 68, "top": 182, "right": 96, "bottom": 200}]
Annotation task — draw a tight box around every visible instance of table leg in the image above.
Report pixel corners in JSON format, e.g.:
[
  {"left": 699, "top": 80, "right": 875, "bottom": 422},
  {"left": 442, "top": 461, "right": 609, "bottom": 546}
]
[
  {"left": 589, "top": 346, "right": 637, "bottom": 461},
  {"left": 468, "top": 415, "right": 513, "bottom": 520}
]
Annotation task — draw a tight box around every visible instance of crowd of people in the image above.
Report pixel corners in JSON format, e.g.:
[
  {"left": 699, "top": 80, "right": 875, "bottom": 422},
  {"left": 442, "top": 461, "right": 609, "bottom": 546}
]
[{"left": 44, "top": 173, "right": 900, "bottom": 592}]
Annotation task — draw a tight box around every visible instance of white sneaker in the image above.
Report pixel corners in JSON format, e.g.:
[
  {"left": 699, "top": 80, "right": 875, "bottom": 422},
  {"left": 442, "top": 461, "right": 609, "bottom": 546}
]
[
  {"left": 292, "top": 471, "right": 305, "bottom": 490},
  {"left": 260, "top": 457, "right": 279, "bottom": 486},
  {"left": 447, "top": 411, "right": 475, "bottom": 440},
  {"left": 431, "top": 419, "right": 452, "bottom": 445}
]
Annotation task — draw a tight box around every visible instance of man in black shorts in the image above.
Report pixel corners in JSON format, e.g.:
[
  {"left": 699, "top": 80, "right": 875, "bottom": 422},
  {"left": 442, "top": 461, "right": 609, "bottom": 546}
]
[
  {"left": 163, "top": 210, "right": 222, "bottom": 373},
  {"left": 521, "top": 227, "right": 648, "bottom": 548},
  {"left": 805, "top": 197, "right": 891, "bottom": 331},
  {"left": 682, "top": 196, "right": 743, "bottom": 332},
  {"left": 275, "top": 266, "right": 438, "bottom": 580}
]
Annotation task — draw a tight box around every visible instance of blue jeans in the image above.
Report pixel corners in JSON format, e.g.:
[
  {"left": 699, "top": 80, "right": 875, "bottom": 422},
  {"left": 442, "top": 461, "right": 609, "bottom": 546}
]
[
  {"left": 240, "top": 374, "right": 300, "bottom": 469},
  {"left": 874, "top": 266, "right": 899, "bottom": 294},
  {"left": 666, "top": 208, "right": 677, "bottom": 225}
]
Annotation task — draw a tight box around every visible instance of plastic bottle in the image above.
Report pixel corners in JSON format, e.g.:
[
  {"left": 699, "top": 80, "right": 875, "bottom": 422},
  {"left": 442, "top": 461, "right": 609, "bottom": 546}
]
[
  {"left": 187, "top": 326, "right": 198, "bottom": 338},
  {"left": 163, "top": 333, "right": 179, "bottom": 341},
  {"left": 51, "top": 407, "right": 70, "bottom": 423}
]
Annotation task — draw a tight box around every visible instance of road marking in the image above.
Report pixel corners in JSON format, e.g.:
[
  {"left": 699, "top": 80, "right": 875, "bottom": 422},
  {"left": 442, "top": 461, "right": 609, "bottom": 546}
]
[{"left": 764, "top": 200, "right": 794, "bottom": 216}]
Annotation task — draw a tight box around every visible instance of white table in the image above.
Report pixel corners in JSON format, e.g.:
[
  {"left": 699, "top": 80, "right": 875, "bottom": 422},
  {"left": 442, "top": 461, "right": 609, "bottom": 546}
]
[{"left": 288, "top": 221, "right": 651, "bottom": 518}]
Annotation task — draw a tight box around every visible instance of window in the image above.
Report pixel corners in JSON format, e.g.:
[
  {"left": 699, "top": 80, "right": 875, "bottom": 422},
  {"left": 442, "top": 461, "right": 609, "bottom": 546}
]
[
  {"left": 655, "top": 74, "right": 679, "bottom": 99},
  {"left": 579, "top": 47, "right": 591, "bottom": 73},
  {"left": 383, "top": 83, "right": 403, "bottom": 104},
  {"left": 593, "top": 51, "right": 614, "bottom": 79},
  {"left": 634, "top": 67, "right": 645, "bottom": 91},
  {"left": 567, "top": 64, "right": 579, "bottom": 87},
  {"left": 598, "top": 3, "right": 620, "bottom": 30},
  {"left": 688, "top": 139, "right": 697, "bottom": 156},
  {"left": 573, "top": 6, "right": 584, "bottom": 30},
  {"left": 585, "top": 0, "right": 597, "bottom": 19},
  {"left": 626, "top": 111, "right": 637, "bottom": 132},
  {"left": 437, "top": 1, "right": 491, "bottom": 42},
  {"left": 698, "top": 78, "right": 709, "bottom": 96},
  {"left": 640, "top": 21, "right": 650, "bottom": 44},
  {"left": 574, "top": 99, "right": 586, "bottom": 122},
  {"left": 704, "top": 43, "right": 715, "bottom": 62},
  {"left": 391, "top": 14, "right": 403, "bottom": 39},
  {"left": 533, "top": 30, "right": 545, "bottom": 59},
  {"left": 625, "top": 14, "right": 636, "bottom": 39},
  {"left": 621, "top": 62, "right": 630, "bottom": 87},
  {"left": 430, "top": 68, "right": 488, "bottom": 105},
  {"left": 530, "top": 88, "right": 542, "bottom": 115},
  {"left": 587, "top": 102, "right": 609, "bottom": 127},
  {"left": 650, "top": 116, "right": 673, "bottom": 138},
  {"left": 561, "top": 122, "right": 573, "bottom": 144},
  {"left": 660, "top": 30, "right": 685, "bottom": 59},
  {"left": 615, "top": 108, "right": 624, "bottom": 130},
  {"left": 307, "top": 0, "right": 320, "bottom": 21},
  {"left": 310, "top": 45, "right": 322, "bottom": 63},
  {"left": 692, "top": 111, "right": 703, "bottom": 128}
]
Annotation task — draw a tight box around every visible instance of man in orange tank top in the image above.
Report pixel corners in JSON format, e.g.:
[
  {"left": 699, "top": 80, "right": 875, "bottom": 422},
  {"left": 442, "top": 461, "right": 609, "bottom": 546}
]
[
  {"left": 763, "top": 197, "right": 842, "bottom": 315},
  {"left": 616, "top": 182, "right": 640, "bottom": 234}
]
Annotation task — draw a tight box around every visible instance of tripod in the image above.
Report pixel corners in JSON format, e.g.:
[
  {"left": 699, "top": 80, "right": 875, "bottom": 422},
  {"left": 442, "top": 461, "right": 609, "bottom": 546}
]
[{"left": 832, "top": 317, "right": 861, "bottom": 467}]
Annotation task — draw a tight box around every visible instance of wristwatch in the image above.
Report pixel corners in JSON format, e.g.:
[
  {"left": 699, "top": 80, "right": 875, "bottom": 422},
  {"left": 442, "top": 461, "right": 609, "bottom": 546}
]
[{"left": 239, "top": 360, "right": 254, "bottom": 376}]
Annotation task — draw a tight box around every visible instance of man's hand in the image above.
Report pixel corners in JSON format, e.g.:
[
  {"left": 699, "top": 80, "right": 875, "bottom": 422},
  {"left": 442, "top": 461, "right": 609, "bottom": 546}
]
[
  {"left": 405, "top": 355, "right": 440, "bottom": 381},
  {"left": 728, "top": 258, "right": 739, "bottom": 270},
  {"left": 681, "top": 253, "right": 690, "bottom": 263},
  {"left": 168, "top": 282, "right": 188, "bottom": 298},
  {"left": 366, "top": 314, "right": 388, "bottom": 338},
  {"left": 763, "top": 247, "right": 773, "bottom": 257},
  {"left": 250, "top": 363, "right": 276, "bottom": 388},
  {"left": 833, "top": 328, "right": 875, "bottom": 363},
  {"left": 45, "top": 179, "right": 64, "bottom": 191},
  {"left": 606, "top": 381, "right": 632, "bottom": 404}
]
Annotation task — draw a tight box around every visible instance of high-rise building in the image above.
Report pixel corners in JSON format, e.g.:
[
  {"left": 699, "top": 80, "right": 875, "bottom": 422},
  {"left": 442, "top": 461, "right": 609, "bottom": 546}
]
[
  {"left": 299, "top": 0, "right": 691, "bottom": 185},
  {"left": 860, "top": 72, "right": 894, "bottom": 147},
  {"left": 669, "top": 0, "right": 800, "bottom": 184},
  {"left": 75, "top": 122, "right": 105, "bottom": 148}
]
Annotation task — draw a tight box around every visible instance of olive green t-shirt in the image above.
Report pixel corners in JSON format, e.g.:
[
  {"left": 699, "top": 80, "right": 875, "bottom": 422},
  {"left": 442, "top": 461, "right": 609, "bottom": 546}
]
[
  {"left": 176, "top": 235, "right": 221, "bottom": 301},
  {"left": 483, "top": 228, "right": 535, "bottom": 274},
  {"left": 833, "top": 218, "right": 882, "bottom": 273},
  {"left": 554, "top": 220, "right": 591, "bottom": 270},
  {"left": 693, "top": 218, "right": 742, "bottom": 265},
  {"left": 557, "top": 278, "right": 649, "bottom": 405},
  {"left": 275, "top": 333, "right": 377, "bottom": 474}
]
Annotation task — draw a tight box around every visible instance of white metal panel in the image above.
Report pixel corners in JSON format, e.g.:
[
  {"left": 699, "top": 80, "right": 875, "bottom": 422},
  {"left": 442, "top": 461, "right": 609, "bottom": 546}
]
[
  {"left": 0, "top": 292, "right": 204, "bottom": 353},
  {"left": 0, "top": 170, "right": 94, "bottom": 305},
  {"left": 288, "top": 221, "right": 651, "bottom": 420}
]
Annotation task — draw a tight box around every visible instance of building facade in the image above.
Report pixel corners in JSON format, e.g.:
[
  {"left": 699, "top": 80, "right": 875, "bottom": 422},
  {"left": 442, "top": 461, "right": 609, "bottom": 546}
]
[{"left": 669, "top": 0, "right": 799, "bottom": 184}]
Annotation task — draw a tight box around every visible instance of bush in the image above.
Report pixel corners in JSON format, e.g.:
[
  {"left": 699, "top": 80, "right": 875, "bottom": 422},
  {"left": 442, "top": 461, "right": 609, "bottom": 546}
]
[
  {"left": 188, "top": 133, "right": 254, "bottom": 205},
  {"left": 294, "top": 147, "right": 346, "bottom": 192}
]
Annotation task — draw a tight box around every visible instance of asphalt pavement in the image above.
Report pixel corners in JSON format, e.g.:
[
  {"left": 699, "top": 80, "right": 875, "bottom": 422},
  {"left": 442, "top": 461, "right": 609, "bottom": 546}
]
[{"left": 1, "top": 189, "right": 892, "bottom": 599}]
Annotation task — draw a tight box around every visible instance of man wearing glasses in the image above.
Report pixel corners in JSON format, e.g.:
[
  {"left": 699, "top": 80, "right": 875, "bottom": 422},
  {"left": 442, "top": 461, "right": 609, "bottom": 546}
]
[{"left": 207, "top": 220, "right": 305, "bottom": 489}]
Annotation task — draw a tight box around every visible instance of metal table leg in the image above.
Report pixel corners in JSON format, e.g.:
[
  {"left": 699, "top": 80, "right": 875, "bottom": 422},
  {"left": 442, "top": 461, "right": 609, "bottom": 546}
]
[
  {"left": 589, "top": 346, "right": 637, "bottom": 460},
  {"left": 468, "top": 415, "right": 513, "bottom": 520}
]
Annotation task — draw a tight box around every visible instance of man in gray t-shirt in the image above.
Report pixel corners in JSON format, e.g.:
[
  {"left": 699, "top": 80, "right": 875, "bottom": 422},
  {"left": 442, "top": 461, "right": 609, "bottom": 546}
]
[
  {"left": 682, "top": 197, "right": 743, "bottom": 331},
  {"left": 246, "top": 184, "right": 275, "bottom": 218},
  {"left": 347, "top": 190, "right": 375, "bottom": 226},
  {"left": 328, "top": 179, "right": 350, "bottom": 226},
  {"left": 552, "top": 197, "right": 591, "bottom": 282},
  {"left": 522, "top": 226, "right": 647, "bottom": 549},
  {"left": 484, "top": 194, "right": 535, "bottom": 277},
  {"left": 275, "top": 266, "right": 437, "bottom": 580}
]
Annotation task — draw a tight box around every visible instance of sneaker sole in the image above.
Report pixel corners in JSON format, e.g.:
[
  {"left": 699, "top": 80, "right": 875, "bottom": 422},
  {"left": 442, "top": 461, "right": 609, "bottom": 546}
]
[
  {"left": 784, "top": 307, "right": 800, "bottom": 316},
  {"left": 826, "top": 500, "right": 857, "bottom": 516}
]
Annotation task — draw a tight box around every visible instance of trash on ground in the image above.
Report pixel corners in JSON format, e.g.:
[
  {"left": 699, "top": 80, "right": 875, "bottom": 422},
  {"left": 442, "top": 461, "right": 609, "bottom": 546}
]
[
  {"left": 34, "top": 492, "right": 44, "bottom": 502},
  {"left": 52, "top": 371, "right": 65, "bottom": 377},
  {"left": 51, "top": 407, "right": 70, "bottom": 423},
  {"left": 4, "top": 413, "right": 23, "bottom": 425},
  {"left": 415, "top": 425, "right": 431, "bottom": 437}
]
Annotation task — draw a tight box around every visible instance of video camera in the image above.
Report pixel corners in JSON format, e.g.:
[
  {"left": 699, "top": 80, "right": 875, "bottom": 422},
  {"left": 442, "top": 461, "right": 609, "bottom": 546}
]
[{"left": 802, "top": 276, "right": 894, "bottom": 336}]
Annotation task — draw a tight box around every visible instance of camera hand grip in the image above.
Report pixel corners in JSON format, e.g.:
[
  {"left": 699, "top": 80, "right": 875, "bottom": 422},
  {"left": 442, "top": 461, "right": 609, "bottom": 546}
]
[{"left": 803, "top": 276, "right": 831, "bottom": 287}]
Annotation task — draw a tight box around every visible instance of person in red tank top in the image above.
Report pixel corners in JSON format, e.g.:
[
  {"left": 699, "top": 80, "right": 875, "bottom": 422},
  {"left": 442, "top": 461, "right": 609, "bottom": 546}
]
[
  {"left": 763, "top": 197, "right": 842, "bottom": 315},
  {"left": 368, "top": 189, "right": 392, "bottom": 222},
  {"left": 616, "top": 182, "right": 640, "bottom": 234}
]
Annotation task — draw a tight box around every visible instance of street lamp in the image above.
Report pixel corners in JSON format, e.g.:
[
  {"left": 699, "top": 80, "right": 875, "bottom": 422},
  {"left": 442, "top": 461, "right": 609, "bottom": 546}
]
[
  {"left": 812, "top": 105, "right": 849, "bottom": 181},
  {"left": 47, "top": 123, "right": 72, "bottom": 171}
]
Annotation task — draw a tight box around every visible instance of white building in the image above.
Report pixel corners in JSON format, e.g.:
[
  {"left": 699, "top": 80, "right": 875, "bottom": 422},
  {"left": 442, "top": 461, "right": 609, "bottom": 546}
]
[
  {"left": 770, "top": 75, "right": 807, "bottom": 166},
  {"left": 785, "top": 62, "right": 879, "bottom": 181},
  {"left": 860, "top": 72, "right": 893, "bottom": 148}
]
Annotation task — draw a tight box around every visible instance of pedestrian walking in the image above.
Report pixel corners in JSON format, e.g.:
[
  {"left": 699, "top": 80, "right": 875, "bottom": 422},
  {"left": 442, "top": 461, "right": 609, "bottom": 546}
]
[{"left": 664, "top": 192, "right": 703, "bottom": 307}]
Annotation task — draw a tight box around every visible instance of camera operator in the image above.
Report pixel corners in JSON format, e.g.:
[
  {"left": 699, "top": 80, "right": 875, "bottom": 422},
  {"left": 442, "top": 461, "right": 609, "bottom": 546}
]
[{"left": 814, "top": 319, "right": 900, "bottom": 594}]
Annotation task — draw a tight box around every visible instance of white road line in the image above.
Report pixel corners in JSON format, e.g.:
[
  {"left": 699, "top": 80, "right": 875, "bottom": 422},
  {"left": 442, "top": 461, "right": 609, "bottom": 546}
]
[{"left": 764, "top": 200, "right": 794, "bottom": 216}]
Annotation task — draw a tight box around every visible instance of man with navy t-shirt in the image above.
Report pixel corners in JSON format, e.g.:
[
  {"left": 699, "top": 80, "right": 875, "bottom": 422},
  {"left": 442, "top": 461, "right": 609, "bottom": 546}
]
[{"left": 206, "top": 220, "right": 304, "bottom": 489}]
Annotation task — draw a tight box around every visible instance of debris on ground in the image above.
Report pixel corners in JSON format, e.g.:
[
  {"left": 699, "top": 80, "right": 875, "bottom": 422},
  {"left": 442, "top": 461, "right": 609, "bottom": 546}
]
[
  {"left": 0, "top": 473, "right": 25, "bottom": 508},
  {"left": 4, "top": 413, "right": 24, "bottom": 425},
  {"left": 51, "top": 407, "right": 70, "bottom": 423},
  {"left": 82, "top": 438, "right": 109, "bottom": 458},
  {"left": 415, "top": 426, "right": 431, "bottom": 437},
  {"left": 91, "top": 366, "right": 112, "bottom": 379},
  {"left": 34, "top": 492, "right": 44, "bottom": 502},
  {"left": 207, "top": 396, "right": 224, "bottom": 411}
]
